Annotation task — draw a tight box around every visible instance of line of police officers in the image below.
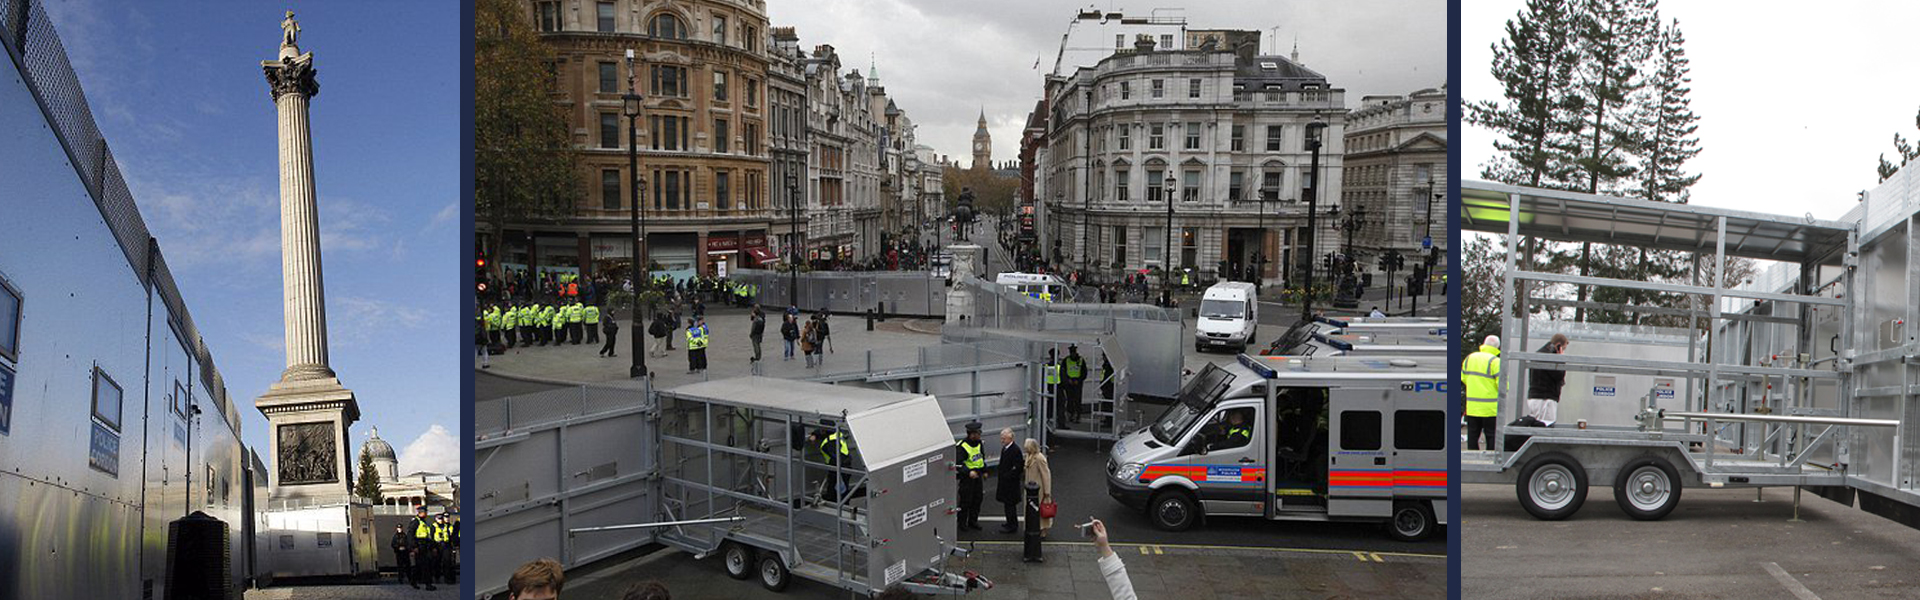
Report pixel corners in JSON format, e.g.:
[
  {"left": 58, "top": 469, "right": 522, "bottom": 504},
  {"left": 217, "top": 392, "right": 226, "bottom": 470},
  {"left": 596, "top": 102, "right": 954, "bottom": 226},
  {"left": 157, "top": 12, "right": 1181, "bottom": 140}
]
[
  {"left": 482, "top": 300, "right": 605, "bottom": 350},
  {"left": 392, "top": 505, "right": 459, "bottom": 590}
]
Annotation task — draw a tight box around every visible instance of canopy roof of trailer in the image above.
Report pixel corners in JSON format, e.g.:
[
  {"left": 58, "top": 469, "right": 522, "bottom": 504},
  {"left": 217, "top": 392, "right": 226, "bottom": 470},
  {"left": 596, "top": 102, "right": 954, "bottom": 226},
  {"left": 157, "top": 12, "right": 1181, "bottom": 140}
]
[
  {"left": 663, "top": 376, "right": 951, "bottom": 469},
  {"left": 1461, "top": 181, "right": 1854, "bottom": 264}
]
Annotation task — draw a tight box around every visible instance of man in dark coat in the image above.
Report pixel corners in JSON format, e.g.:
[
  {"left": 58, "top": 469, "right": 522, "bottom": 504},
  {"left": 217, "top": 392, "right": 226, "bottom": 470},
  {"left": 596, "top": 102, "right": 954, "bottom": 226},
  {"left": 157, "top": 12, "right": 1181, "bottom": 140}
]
[
  {"left": 390, "top": 524, "right": 412, "bottom": 586},
  {"left": 1526, "top": 334, "right": 1571, "bottom": 426},
  {"left": 995, "top": 427, "right": 1026, "bottom": 534},
  {"left": 409, "top": 506, "right": 437, "bottom": 590}
]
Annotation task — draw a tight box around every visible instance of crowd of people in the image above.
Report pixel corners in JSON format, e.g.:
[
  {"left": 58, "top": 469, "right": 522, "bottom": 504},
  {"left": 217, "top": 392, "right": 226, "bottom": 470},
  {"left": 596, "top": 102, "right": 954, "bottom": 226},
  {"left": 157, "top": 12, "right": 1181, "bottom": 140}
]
[{"left": 392, "top": 506, "right": 460, "bottom": 590}]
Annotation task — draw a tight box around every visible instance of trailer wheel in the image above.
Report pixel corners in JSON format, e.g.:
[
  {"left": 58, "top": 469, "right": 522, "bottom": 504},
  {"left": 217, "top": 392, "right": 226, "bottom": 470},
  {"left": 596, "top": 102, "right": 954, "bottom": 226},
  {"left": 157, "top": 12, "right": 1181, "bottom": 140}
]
[
  {"left": 758, "top": 553, "right": 791, "bottom": 592},
  {"left": 1515, "top": 451, "right": 1587, "bottom": 520},
  {"left": 1386, "top": 500, "right": 1436, "bottom": 542},
  {"left": 722, "top": 542, "right": 753, "bottom": 580},
  {"left": 1613, "top": 455, "right": 1683, "bottom": 521},
  {"left": 1148, "top": 488, "right": 1200, "bottom": 531}
]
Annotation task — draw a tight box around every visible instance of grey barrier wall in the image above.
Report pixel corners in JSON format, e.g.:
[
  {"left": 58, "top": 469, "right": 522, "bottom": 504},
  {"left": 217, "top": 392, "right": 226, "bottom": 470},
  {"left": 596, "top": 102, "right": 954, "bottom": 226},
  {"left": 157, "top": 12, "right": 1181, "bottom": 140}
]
[
  {"left": 1850, "top": 168, "right": 1918, "bottom": 501},
  {"left": 473, "top": 383, "right": 660, "bottom": 598},
  {"left": 733, "top": 269, "right": 948, "bottom": 317},
  {"left": 950, "top": 279, "right": 1182, "bottom": 398},
  {"left": 811, "top": 341, "right": 1039, "bottom": 458}
]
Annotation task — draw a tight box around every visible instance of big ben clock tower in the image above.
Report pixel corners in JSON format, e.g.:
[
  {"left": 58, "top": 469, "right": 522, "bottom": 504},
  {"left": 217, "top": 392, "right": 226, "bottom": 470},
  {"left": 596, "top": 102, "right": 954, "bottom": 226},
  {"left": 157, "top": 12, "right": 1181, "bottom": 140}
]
[{"left": 972, "top": 109, "right": 991, "bottom": 170}]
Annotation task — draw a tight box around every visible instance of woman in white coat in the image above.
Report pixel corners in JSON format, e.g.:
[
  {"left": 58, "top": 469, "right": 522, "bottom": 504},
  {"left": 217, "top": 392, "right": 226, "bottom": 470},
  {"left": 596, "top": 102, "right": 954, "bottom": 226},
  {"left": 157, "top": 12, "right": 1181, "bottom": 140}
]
[{"left": 1022, "top": 438, "right": 1053, "bottom": 535}]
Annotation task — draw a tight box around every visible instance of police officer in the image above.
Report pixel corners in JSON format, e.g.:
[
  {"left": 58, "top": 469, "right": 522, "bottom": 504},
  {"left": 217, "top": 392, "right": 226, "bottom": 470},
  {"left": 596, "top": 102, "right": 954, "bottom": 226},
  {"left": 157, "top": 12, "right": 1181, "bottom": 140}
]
[
  {"left": 390, "top": 524, "right": 412, "bottom": 586},
  {"left": 1463, "top": 335, "right": 1502, "bottom": 450},
  {"left": 685, "top": 316, "right": 709, "bottom": 373},
  {"left": 584, "top": 302, "right": 602, "bottom": 344},
  {"left": 502, "top": 304, "right": 518, "bottom": 349},
  {"left": 813, "top": 420, "right": 854, "bottom": 499},
  {"left": 1042, "top": 351, "right": 1063, "bottom": 429},
  {"left": 1061, "top": 345, "right": 1088, "bottom": 424},
  {"left": 409, "top": 506, "right": 437, "bottom": 590},
  {"left": 433, "top": 513, "right": 454, "bottom": 583},
  {"left": 956, "top": 421, "right": 987, "bottom": 531},
  {"left": 568, "top": 301, "right": 585, "bottom": 345},
  {"left": 550, "top": 303, "right": 566, "bottom": 345},
  {"left": 1223, "top": 410, "right": 1252, "bottom": 447}
]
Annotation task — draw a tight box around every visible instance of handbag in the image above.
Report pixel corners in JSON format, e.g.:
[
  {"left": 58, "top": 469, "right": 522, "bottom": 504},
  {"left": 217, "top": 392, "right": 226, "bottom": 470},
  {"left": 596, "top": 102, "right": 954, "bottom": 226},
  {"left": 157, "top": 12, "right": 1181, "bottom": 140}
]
[{"left": 1039, "top": 501, "right": 1057, "bottom": 519}]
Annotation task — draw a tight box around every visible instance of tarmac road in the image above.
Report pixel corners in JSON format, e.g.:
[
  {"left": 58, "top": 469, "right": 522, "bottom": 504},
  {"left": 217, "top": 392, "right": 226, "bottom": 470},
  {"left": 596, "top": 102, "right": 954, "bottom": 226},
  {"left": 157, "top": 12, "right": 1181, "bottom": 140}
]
[{"left": 1462, "top": 483, "right": 1920, "bottom": 599}]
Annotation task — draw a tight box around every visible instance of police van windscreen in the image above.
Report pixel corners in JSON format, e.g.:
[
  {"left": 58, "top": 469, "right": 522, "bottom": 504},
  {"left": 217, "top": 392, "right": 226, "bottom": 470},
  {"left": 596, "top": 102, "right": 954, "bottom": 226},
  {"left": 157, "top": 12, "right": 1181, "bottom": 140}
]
[
  {"left": 1151, "top": 364, "right": 1235, "bottom": 444},
  {"left": 1200, "top": 299, "right": 1243, "bottom": 319}
]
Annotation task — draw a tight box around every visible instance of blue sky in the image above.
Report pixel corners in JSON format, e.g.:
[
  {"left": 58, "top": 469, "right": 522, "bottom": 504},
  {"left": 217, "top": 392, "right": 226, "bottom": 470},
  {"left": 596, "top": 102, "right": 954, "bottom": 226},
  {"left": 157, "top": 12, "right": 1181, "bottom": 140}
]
[{"left": 46, "top": 0, "right": 462, "bottom": 474}]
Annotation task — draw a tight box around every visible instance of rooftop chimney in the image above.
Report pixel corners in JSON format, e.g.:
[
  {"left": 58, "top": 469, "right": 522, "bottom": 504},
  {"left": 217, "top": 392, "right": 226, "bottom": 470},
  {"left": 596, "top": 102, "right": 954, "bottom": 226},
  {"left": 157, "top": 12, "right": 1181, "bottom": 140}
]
[{"left": 1134, "top": 33, "right": 1156, "bottom": 53}]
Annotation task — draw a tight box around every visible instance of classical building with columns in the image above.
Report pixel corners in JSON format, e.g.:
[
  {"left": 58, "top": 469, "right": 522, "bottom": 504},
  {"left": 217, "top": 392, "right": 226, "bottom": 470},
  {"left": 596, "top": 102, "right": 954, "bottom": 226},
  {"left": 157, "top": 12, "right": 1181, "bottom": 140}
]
[
  {"left": 1039, "top": 31, "right": 1346, "bottom": 286},
  {"left": 1340, "top": 86, "right": 1448, "bottom": 271}
]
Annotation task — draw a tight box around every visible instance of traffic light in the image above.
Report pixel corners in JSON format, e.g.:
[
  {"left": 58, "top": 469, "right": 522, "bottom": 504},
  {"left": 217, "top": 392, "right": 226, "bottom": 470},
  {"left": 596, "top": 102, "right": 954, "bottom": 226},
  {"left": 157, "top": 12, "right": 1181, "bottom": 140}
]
[{"left": 475, "top": 253, "right": 489, "bottom": 295}]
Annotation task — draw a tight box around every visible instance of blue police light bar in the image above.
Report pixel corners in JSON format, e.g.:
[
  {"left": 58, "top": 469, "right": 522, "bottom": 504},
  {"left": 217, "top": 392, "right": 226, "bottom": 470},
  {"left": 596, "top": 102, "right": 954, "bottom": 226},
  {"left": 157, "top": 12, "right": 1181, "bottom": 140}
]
[
  {"left": 1236, "top": 353, "right": 1278, "bottom": 379},
  {"left": 1310, "top": 333, "right": 1355, "bottom": 352},
  {"left": 1312, "top": 315, "right": 1351, "bottom": 328}
]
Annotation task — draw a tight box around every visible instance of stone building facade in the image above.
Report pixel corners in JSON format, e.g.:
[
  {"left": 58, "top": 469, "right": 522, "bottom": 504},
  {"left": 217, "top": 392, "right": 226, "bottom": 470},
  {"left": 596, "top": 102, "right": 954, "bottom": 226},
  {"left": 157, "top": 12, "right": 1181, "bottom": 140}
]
[
  {"left": 1340, "top": 86, "right": 1448, "bottom": 270},
  {"left": 1040, "top": 34, "right": 1347, "bottom": 286},
  {"left": 767, "top": 27, "right": 809, "bottom": 264}
]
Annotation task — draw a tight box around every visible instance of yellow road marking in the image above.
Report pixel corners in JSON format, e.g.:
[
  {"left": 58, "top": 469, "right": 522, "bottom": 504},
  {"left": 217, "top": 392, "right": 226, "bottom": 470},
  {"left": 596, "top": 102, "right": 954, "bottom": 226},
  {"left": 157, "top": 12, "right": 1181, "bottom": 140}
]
[{"left": 1352, "top": 551, "right": 1368, "bottom": 562}]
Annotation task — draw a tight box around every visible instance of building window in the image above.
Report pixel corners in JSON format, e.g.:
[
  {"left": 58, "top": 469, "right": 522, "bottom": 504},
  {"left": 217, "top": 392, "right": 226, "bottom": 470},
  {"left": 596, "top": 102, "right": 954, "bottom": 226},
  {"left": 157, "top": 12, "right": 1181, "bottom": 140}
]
[
  {"left": 745, "top": 78, "right": 759, "bottom": 108},
  {"left": 715, "top": 170, "right": 731, "bottom": 210},
  {"left": 1181, "top": 227, "right": 1198, "bottom": 267},
  {"left": 535, "top": 1, "right": 561, "bottom": 32},
  {"left": 1160, "top": 34, "right": 1174, "bottom": 49},
  {"left": 92, "top": 366, "right": 122, "bottom": 432},
  {"left": 742, "top": 26, "right": 758, "bottom": 53},
  {"left": 745, "top": 171, "right": 762, "bottom": 209},
  {"left": 602, "top": 169, "right": 621, "bottom": 209},
  {"left": 1115, "top": 168, "right": 1129, "bottom": 201},
  {"left": 653, "top": 168, "right": 691, "bottom": 210},
  {"left": 1229, "top": 170, "right": 1243, "bottom": 200},
  {"left": 1119, "top": 81, "right": 1130, "bottom": 100},
  {"left": 649, "top": 115, "right": 688, "bottom": 150},
  {"left": 713, "top": 118, "right": 729, "bottom": 153},
  {"left": 1184, "top": 122, "right": 1200, "bottom": 150},
  {"left": 1118, "top": 127, "right": 1131, "bottom": 150},
  {"left": 1144, "top": 227, "right": 1164, "bottom": 266},
  {"left": 1146, "top": 169, "right": 1164, "bottom": 202},
  {"left": 1262, "top": 171, "right": 1282, "bottom": 201},
  {"left": 713, "top": 71, "right": 728, "bottom": 102},
  {"left": 1113, "top": 226, "right": 1127, "bottom": 264},
  {"left": 1230, "top": 125, "right": 1244, "bottom": 151},
  {"left": 596, "top": 2, "right": 615, "bottom": 33},
  {"left": 1115, "top": 34, "right": 1125, "bottom": 49},
  {"left": 648, "top": 13, "right": 686, "bottom": 39},
  {"left": 598, "top": 62, "right": 617, "bottom": 94},
  {"left": 712, "top": 14, "right": 727, "bottom": 45},
  {"left": 1148, "top": 124, "right": 1164, "bottom": 150},
  {"left": 744, "top": 123, "right": 760, "bottom": 155},
  {"left": 1183, "top": 170, "right": 1200, "bottom": 201},
  {"left": 600, "top": 113, "right": 619, "bottom": 149},
  {"left": 1151, "top": 79, "right": 1164, "bottom": 99},
  {"left": 1265, "top": 125, "right": 1283, "bottom": 152},
  {"left": 1188, "top": 78, "right": 1201, "bottom": 99},
  {"left": 650, "top": 65, "right": 687, "bottom": 98}
]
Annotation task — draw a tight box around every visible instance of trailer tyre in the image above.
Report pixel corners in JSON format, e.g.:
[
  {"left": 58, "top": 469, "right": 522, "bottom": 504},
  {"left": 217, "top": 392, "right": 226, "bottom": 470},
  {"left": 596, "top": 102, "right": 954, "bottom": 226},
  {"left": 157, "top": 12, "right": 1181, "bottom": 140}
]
[
  {"left": 1613, "top": 455, "right": 1683, "bottom": 521},
  {"left": 1148, "top": 488, "right": 1200, "bottom": 532},
  {"left": 722, "top": 542, "right": 753, "bottom": 580},
  {"left": 1515, "top": 451, "right": 1587, "bottom": 520},
  {"left": 759, "top": 554, "right": 791, "bottom": 592},
  {"left": 1387, "top": 500, "right": 1436, "bottom": 542}
]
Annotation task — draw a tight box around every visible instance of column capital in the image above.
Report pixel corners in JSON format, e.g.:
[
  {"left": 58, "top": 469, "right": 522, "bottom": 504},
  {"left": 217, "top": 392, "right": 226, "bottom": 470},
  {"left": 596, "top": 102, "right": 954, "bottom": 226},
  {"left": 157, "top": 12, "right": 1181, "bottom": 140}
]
[{"left": 262, "top": 52, "right": 319, "bottom": 101}]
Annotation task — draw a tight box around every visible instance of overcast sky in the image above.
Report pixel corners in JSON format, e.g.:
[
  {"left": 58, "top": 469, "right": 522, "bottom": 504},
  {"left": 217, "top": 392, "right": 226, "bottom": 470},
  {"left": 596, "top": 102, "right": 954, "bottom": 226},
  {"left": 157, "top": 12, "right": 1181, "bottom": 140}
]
[
  {"left": 768, "top": 0, "right": 1447, "bottom": 167},
  {"left": 1463, "top": 0, "right": 1920, "bottom": 220}
]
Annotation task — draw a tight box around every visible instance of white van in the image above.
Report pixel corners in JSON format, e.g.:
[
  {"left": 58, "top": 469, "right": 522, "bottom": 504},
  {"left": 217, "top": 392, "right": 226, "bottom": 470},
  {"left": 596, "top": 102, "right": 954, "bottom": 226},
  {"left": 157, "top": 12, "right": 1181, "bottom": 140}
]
[
  {"left": 1195, "top": 281, "right": 1259, "bottom": 352},
  {"left": 994, "top": 272, "right": 1066, "bottom": 302}
]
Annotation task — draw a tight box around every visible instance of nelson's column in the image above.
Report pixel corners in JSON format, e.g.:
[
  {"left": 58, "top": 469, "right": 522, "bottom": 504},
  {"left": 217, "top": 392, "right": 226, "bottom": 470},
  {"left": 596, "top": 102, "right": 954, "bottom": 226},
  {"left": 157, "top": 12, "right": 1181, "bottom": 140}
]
[{"left": 255, "top": 11, "right": 361, "bottom": 503}]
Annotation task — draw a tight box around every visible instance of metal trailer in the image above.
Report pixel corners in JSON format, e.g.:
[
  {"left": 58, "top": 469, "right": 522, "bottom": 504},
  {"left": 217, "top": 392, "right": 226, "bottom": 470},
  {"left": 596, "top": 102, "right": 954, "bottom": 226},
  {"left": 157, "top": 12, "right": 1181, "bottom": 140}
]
[
  {"left": 1458, "top": 180, "right": 1920, "bottom": 524},
  {"left": 1105, "top": 355, "right": 1452, "bottom": 540},
  {"left": 1, "top": 4, "right": 258, "bottom": 596},
  {"left": 647, "top": 377, "right": 988, "bottom": 595}
]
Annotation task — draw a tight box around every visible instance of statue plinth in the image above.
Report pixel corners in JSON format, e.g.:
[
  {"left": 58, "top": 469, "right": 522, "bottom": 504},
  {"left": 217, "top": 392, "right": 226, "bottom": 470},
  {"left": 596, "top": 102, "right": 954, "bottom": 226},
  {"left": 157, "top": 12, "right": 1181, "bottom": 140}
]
[
  {"left": 944, "top": 244, "right": 984, "bottom": 325},
  {"left": 257, "top": 377, "right": 358, "bottom": 502}
]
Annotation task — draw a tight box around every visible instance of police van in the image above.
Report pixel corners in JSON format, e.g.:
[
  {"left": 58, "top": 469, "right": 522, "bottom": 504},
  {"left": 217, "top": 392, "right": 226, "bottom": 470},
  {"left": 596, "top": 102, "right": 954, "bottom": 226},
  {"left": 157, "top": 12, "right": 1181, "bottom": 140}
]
[
  {"left": 1106, "top": 355, "right": 1450, "bottom": 541},
  {"left": 1257, "top": 318, "right": 1449, "bottom": 359},
  {"left": 993, "top": 272, "right": 1067, "bottom": 302}
]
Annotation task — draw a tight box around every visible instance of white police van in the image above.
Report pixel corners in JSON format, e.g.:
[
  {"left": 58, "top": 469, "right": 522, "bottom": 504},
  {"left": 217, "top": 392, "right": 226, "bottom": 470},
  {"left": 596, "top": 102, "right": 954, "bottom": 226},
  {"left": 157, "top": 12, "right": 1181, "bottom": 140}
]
[
  {"left": 1106, "top": 354, "right": 1450, "bottom": 541},
  {"left": 993, "top": 272, "right": 1066, "bottom": 302}
]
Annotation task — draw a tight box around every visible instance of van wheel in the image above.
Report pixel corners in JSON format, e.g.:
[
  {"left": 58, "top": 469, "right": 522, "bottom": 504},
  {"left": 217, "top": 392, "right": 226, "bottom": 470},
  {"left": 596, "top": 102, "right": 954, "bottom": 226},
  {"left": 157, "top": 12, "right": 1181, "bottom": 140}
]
[
  {"left": 722, "top": 542, "right": 753, "bottom": 580},
  {"left": 1614, "top": 455, "right": 1683, "bottom": 521},
  {"left": 1386, "top": 500, "right": 1436, "bottom": 542},
  {"left": 1148, "top": 489, "right": 1200, "bottom": 531},
  {"left": 1515, "top": 451, "right": 1587, "bottom": 520},
  {"left": 758, "top": 553, "right": 791, "bottom": 592}
]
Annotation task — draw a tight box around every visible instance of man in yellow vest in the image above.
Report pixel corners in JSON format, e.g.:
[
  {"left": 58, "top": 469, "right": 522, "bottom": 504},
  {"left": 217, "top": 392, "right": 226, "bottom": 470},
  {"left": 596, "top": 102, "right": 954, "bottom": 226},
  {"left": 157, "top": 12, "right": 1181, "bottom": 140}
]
[
  {"left": 1043, "top": 351, "right": 1063, "bottom": 429},
  {"left": 584, "top": 303, "right": 601, "bottom": 345},
  {"left": 813, "top": 420, "right": 856, "bottom": 500},
  {"left": 409, "top": 505, "right": 438, "bottom": 590},
  {"left": 955, "top": 421, "right": 987, "bottom": 531},
  {"left": 433, "top": 513, "right": 455, "bottom": 584},
  {"left": 1463, "top": 335, "right": 1502, "bottom": 450},
  {"left": 568, "top": 302, "right": 585, "bottom": 345},
  {"left": 549, "top": 304, "right": 565, "bottom": 345}
]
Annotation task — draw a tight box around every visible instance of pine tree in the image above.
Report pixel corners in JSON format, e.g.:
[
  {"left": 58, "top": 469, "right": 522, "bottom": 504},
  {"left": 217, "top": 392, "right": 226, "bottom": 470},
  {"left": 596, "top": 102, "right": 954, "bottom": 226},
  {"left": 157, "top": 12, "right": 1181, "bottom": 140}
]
[
  {"left": 1567, "top": 0, "right": 1656, "bottom": 196},
  {"left": 1633, "top": 19, "right": 1702, "bottom": 204},
  {"left": 354, "top": 450, "right": 384, "bottom": 504},
  {"left": 1468, "top": 0, "right": 1585, "bottom": 189}
]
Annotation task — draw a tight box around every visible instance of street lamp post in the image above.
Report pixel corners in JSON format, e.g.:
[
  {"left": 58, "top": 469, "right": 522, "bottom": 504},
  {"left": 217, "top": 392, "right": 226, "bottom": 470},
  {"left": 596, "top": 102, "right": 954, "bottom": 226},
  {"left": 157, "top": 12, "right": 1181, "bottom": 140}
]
[
  {"left": 1163, "top": 175, "right": 1176, "bottom": 303},
  {"left": 624, "top": 49, "right": 648, "bottom": 378},
  {"left": 1301, "top": 120, "right": 1326, "bottom": 321},
  {"left": 787, "top": 174, "right": 800, "bottom": 307}
]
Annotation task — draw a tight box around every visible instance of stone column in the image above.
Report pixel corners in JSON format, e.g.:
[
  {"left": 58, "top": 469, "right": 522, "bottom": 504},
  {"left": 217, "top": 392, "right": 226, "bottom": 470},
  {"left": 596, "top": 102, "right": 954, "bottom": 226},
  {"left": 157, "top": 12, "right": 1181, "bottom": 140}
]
[{"left": 264, "top": 41, "right": 331, "bottom": 382}]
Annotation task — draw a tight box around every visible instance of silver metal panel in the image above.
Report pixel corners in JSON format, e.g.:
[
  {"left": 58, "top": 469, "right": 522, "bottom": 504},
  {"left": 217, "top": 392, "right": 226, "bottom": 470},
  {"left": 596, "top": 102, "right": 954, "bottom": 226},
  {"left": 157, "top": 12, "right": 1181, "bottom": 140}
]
[
  {"left": 844, "top": 396, "right": 950, "bottom": 471},
  {"left": 665, "top": 376, "right": 930, "bottom": 419},
  {"left": 1462, "top": 180, "right": 1853, "bottom": 263}
]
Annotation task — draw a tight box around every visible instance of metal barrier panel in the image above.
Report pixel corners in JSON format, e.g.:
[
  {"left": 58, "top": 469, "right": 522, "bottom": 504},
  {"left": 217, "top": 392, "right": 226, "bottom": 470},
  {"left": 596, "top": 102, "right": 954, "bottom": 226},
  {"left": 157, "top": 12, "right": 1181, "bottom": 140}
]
[
  {"left": 1851, "top": 182, "right": 1917, "bottom": 495},
  {"left": 474, "top": 384, "right": 658, "bottom": 598}
]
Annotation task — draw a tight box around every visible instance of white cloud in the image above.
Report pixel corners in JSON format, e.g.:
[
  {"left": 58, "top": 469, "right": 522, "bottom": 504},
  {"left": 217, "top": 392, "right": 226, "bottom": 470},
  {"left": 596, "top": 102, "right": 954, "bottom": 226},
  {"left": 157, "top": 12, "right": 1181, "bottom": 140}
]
[
  {"left": 427, "top": 201, "right": 458, "bottom": 231},
  {"left": 331, "top": 296, "right": 432, "bottom": 346},
  {"left": 397, "top": 424, "right": 459, "bottom": 476}
]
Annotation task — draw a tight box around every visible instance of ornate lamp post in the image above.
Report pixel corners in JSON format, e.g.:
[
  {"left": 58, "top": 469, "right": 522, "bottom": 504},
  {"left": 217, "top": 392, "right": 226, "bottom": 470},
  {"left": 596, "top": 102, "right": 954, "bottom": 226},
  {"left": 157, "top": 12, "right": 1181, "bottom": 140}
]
[
  {"left": 624, "top": 49, "right": 648, "bottom": 378},
  {"left": 787, "top": 173, "right": 800, "bottom": 306},
  {"left": 1301, "top": 119, "right": 1326, "bottom": 320},
  {"left": 1163, "top": 175, "right": 1176, "bottom": 300}
]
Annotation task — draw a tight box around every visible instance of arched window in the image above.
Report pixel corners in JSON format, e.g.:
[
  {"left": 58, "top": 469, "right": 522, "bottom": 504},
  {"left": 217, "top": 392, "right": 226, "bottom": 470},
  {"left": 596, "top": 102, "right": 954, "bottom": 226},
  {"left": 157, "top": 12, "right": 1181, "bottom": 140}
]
[{"left": 648, "top": 13, "right": 686, "bottom": 39}]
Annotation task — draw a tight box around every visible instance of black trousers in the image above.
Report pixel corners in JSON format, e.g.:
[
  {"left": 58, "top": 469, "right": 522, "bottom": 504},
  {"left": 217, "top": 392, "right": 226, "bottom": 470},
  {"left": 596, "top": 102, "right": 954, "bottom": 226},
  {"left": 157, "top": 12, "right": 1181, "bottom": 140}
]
[
  {"left": 689, "top": 348, "right": 707, "bottom": 371},
  {"left": 958, "top": 478, "right": 983, "bottom": 526},
  {"left": 600, "top": 330, "right": 618, "bottom": 356},
  {"left": 586, "top": 322, "right": 600, "bottom": 343},
  {"left": 1064, "top": 381, "right": 1084, "bottom": 419},
  {"left": 1466, "top": 416, "right": 1497, "bottom": 450},
  {"left": 1001, "top": 497, "right": 1020, "bottom": 529},
  {"left": 394, "top": 551, "right": 410, "bottom": 584},
  {"left": 411, "top": 545, "right": 436, "bottom": 587},
  {"left": 440, "top": 543, "right": 456, "bottom": 583}
]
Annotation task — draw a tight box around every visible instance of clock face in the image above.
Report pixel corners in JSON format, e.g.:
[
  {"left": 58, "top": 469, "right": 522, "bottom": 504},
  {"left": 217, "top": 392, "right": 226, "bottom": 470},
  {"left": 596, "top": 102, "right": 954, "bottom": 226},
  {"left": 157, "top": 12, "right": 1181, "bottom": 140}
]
[{"left": 974, "top": 141, "right": 984, "bottom": 151}]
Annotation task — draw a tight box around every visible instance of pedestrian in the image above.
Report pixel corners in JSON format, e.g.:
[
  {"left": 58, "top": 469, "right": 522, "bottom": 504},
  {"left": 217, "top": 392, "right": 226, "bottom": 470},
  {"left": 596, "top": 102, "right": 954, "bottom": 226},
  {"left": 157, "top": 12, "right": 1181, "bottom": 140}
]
[
  {"left": 816, "top": 310, "right": 833, "bottom": 355},
  {"left": 1463, "top": 335, "right": 1502, "bottom": 450},
  {"left": 584, "top": 302, "right": 602, "bottom": 344},
  {"left": 1099, "top": 353, "right": 1115, "bottom": 401},
  {"left": 995, "top": 427, "right": 1025, "bottom": 534},
  {"left": 1526, "top": 334, "right": 1570, "bottom": 426},
  {"left": 599, "top": 314, "right": 619, "bottom": 357},
  {"left": 619, "top": 580, "right": 671, "bottom": 600},
  {"left": 685, "top": 317, "right": 709, "bottom": 373},
  {"left": 955, "top": 421, "right": 987, "bottom": 532},
  {"left": 1022, "top": 438, "right": 1053, "bottom": 536},
  {"left": 781, "top": 313, "right": 800, "bottom": 360},
  {"left": 1088, "top": 519, "right": 1137, "bottom": 600},
  {"left": 475, "top": 314, "right": 490, "bottom": 370},
  {"left": 409, "top": 506, "right": 437, "bottom": 590},
  {"left": 508, "top": 558, "right": 564, "bottom": 600},
  {"left": 665, "top": 304, "right": 679, "bottom": 351},
  {"left": 1061, "top": 345, "right": 1088, "bottom": 424},
  {"left": 648, "top": 312, "right": 669, "bottom": 358},
  {"left": 390, "top": 524, "right": 412, "bottom": 586},
  {"left": 435, "top": 513, "right": 456, "bottom": 583},
  {"left": 748, "top": 304, "right": 766, "bottom": 363},
  {"left": 801, "top": 318, "right": 822, "bottom": 368},
  {"left": 1042, "top": 351, "right": 1062, "bottom": 429}
]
